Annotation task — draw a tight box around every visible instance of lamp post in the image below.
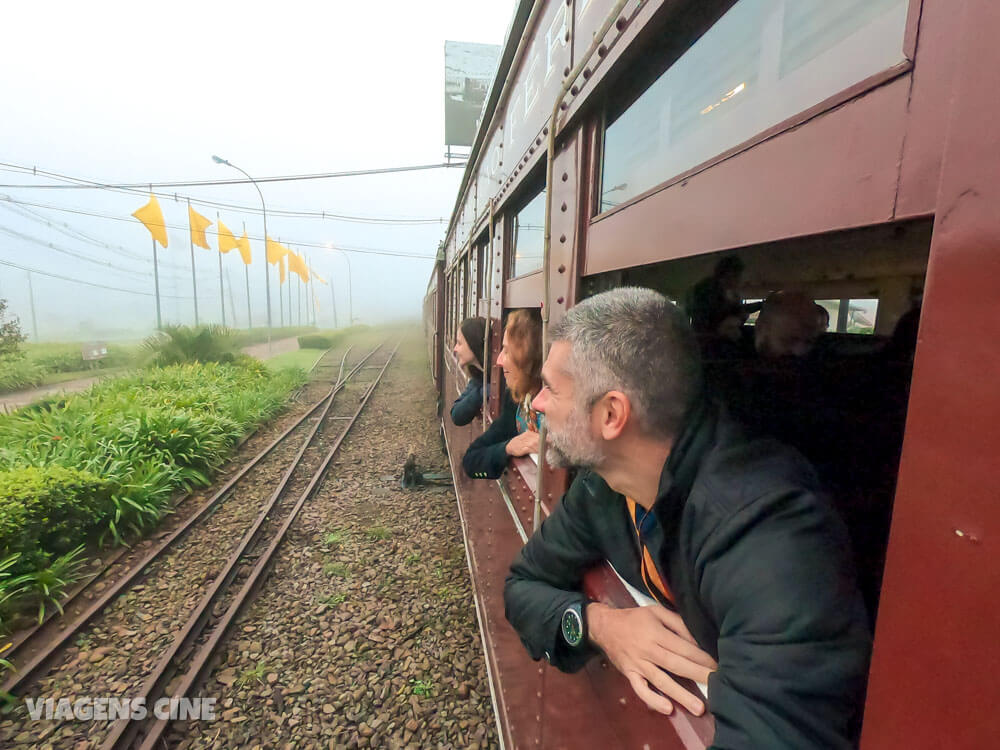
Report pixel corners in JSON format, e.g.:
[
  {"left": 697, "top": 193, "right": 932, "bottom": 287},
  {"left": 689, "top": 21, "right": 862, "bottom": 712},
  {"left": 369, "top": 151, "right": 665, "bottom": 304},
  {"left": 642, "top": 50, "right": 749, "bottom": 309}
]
[
  {"left": 338, "top": 248, "right": 353, "bottom": 324},
  {"left": 327, "top": 244, "right": 353, "bottom": 325},
  {"left": 212, "top": 155, "right": 272, "bottom": 353}
]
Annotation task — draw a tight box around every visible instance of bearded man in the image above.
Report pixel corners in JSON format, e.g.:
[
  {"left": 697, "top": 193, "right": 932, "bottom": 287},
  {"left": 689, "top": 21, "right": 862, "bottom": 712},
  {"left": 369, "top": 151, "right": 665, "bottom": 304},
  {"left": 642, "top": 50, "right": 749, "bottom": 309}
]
[{"left": 503, "top": 287, "right": 871, "bottom": 749}]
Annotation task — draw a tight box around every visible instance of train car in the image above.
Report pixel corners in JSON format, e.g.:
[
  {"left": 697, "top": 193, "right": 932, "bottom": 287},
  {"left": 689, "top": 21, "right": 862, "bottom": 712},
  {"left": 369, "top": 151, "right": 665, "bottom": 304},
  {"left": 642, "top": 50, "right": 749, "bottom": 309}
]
[{"left": 428, "top": 1, "right": 999, "bottom": 748}]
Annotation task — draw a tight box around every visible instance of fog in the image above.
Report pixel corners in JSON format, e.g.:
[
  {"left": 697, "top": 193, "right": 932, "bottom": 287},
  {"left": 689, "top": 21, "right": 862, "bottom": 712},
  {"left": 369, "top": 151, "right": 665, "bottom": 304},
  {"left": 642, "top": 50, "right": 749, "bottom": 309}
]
[{"left": 0, "top": 0, "right": 516, "bottom": 341}]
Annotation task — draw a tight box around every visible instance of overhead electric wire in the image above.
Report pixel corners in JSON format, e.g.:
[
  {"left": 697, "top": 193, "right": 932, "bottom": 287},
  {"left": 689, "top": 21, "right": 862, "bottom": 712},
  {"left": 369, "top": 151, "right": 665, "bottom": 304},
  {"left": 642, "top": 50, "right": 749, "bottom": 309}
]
[
  {"left": 0, "top": 194, "right": 437, "bottom": 260},
  {"left": 0, "top": 257, "right": 192, "bottom": 299},
  {"left": 0, "top": 225, "right": 190, "bottom": 284},
  {"left": 0, "top": 202, "right": 191, "bottom": 274},
  {"left": 0, "top": 163, "right": 455, "bottom": 224},
  {"left": 0, "top": 160, "right": 467, "bottom": 190}
]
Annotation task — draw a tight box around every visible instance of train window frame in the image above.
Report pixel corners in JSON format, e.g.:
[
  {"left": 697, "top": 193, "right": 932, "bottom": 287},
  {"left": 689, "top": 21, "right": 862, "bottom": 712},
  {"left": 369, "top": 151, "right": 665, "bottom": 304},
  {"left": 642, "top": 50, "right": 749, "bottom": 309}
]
[
  {"left": 593, "top": 0, "right": 915, "bottom": 221},
  {"left": 507, "top": 172, "right": 547, "bottom": 281}
]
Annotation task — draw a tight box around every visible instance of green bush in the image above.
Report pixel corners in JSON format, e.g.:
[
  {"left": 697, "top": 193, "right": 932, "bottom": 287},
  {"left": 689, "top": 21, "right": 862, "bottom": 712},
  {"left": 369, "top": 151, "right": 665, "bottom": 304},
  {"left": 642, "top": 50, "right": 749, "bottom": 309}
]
[
  {"left": 0, "top": 358, "right": 46, "bottom": 391},
  {"left": 0, "top": 467, "right": 112, "bottom": 570},
  {"left": 0, "top": 360, "right": 305, "bottom": 637},
  {"left": 143, "top": 324, "right": 240, "bottom": 366},
  {"left": 297, "top": 335, "right": 333, "bottom": 349}
]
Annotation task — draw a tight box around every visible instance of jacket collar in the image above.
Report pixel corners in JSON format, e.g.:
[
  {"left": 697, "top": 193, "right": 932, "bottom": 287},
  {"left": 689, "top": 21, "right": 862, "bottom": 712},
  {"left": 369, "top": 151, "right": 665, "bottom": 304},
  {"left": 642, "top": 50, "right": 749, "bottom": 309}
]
[{"left": 652, "top": 397, "right": 717, "bottom": 532}]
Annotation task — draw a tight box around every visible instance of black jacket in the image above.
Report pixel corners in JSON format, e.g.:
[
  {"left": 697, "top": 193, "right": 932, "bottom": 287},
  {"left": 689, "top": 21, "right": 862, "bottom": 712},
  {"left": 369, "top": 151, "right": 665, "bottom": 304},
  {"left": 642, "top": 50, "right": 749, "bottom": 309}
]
[
  {"left": 462, "top": 391, "right": 518, "bottom": 479},
  {"left": 504, "top": 401, "right": 871, "bottom": 749},
  {"left": 450, "top": 375, "right": 483, "bottom": 426}
]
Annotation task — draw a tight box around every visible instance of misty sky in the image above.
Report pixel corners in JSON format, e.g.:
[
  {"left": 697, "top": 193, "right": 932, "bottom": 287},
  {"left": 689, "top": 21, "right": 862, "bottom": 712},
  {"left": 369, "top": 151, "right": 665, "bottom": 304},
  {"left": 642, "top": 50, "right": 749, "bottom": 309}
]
[{"left": 0, "top": 1, "right": 516, "bottom": 340}]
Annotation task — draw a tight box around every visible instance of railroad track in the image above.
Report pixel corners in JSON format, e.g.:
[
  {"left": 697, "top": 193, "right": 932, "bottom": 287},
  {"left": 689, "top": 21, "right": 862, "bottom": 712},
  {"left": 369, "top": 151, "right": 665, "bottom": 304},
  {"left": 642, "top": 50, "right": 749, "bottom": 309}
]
[{"left": 1, "top": 341, "right": 399, "bottom": 749}]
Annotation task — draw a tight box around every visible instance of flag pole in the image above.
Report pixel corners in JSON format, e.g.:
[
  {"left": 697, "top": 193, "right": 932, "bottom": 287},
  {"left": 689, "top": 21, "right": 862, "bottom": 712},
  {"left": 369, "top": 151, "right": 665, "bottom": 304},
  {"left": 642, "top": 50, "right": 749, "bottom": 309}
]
[
  {"left": 217, "top": 211, "right": 226, "bottom": 327},
  {"left": 243, "top": 221, "right": 251, "bottom": 330},
  {"left": 187, "top": 198, "right": 199, "bottom": 326},
  {"left": 278, "top": 243, "right": 285, "bottom": 329},
  {"left": 151, "top": 236, "right": 162, "bottom": 329},
  {"left": 225, "top": 267, "right": 237, "bottom": 327}
]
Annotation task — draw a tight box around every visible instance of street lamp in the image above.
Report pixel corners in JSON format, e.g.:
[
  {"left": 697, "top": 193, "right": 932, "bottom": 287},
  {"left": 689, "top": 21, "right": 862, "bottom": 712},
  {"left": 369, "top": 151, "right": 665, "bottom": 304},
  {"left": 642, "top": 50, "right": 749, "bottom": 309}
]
[
  {"left": 212, "top": 155, "right": 272, "bottom": 352},
  {"left": 326, "top": 244, "right": 353, "bottom": 325}
]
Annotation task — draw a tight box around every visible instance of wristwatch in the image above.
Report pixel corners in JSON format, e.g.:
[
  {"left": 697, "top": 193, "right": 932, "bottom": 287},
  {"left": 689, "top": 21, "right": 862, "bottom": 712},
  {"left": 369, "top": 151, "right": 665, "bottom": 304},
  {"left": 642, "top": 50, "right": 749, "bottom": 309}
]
[{"left": 560, "top": 602, "right": 587, "bottom": 648}]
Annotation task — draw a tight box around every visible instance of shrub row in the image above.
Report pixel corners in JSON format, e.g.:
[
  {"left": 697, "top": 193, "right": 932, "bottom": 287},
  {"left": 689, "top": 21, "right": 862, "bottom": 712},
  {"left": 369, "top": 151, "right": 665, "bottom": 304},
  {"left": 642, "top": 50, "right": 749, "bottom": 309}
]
[{"left": 0, "top": 360, "right": 305, "bottom": 633}]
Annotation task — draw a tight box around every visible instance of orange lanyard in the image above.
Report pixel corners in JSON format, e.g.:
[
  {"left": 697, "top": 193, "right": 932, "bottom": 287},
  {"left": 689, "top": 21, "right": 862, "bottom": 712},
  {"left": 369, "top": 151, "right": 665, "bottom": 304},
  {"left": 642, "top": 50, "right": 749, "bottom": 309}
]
[{"left": 625, "top": 497, "right": 674, "bottom": 606}]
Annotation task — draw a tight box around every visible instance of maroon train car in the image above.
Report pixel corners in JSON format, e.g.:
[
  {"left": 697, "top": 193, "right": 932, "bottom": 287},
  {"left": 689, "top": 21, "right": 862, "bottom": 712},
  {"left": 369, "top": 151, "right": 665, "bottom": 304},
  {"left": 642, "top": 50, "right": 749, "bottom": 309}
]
[{"left": 426, "top": 1, "right": 999, "bottom": 747}]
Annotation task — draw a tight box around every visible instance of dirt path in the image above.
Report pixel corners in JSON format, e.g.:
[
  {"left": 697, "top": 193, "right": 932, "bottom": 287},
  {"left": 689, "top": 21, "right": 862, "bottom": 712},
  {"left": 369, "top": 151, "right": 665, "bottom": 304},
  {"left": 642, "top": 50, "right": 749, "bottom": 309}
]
[
  {"left": 242, "top": 336, "right": 300, "bottom": 360},
  {"left": 0, "top": 375, "right": 105, "bottom": 412}
]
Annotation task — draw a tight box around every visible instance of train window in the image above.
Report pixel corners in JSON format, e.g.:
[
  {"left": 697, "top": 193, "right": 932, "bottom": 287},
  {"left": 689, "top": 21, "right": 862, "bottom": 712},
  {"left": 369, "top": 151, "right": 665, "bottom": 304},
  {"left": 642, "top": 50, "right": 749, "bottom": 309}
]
[
  {"left": 818, "top": 298, "right": 879, "bottom": 334},
  {"left": 600, "top": 0, "right": 909, "bottom": 213},
  {"left": 581, "top": 219, "right": 931, "bottom": 624},
  {"left": 510, "top": 188, "right": 546, "bottom": 279}
]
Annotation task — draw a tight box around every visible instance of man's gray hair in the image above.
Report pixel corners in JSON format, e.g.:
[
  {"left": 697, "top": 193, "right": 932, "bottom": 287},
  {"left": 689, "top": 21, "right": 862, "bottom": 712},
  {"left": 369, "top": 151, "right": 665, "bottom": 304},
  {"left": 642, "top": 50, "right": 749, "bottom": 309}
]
[{"left": 550, "top": 287, "right": 703, "bottom": 439}]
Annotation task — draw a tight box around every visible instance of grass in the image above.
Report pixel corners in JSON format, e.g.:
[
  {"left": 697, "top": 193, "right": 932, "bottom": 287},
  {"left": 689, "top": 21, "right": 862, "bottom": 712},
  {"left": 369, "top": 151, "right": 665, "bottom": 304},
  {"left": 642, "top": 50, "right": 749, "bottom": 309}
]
[
  {"left": 323, "top": 530, "right": 347, "bottom": 548},
  {"left": 410, "top": 679, "right": 433, "bottom": 696},
  {"left": 318, "top": 592, "right": 347, "bottom": 609},
  {"left": 323, "top": 562, "right": 350, "bottom": 578},
  {"left": 265, "top": 348, "right": 327, "bottom": 372},
  {"left": 236, "top": 661, "right": 272, "bottom": 688},
  {"left": 365, "top": 526, "right": 392, "bottom": 541}
]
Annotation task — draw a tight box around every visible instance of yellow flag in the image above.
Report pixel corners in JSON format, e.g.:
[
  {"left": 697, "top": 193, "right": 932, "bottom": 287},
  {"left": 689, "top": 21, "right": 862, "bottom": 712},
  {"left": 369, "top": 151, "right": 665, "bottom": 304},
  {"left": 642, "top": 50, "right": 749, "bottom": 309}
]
[
  {"left": 218, "top": 220, "right": 239, "bottom": 254},
  {"left": 266, "top": 236, "right": 287, "bottom": 265},
  {"left": 279, "top": 254, "right": 287, "bottom": 284},
  {"left": 288, "top": 251, "right": 309, "bottom": 282},
  {"left": 132, "top": 194, "right": 168, "bottom": 248},
  {"left": 188, "top": 205, "right": 212, "bottom": 250},
  {"left": 236, "top": 232, "right": 252, "bottom": 265}
]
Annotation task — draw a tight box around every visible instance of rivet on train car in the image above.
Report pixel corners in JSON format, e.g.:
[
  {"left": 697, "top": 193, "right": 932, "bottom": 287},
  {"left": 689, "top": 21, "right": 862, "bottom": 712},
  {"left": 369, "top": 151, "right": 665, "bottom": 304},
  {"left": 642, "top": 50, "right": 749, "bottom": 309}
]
[
  {"left": 583, "top": 68, "right": 591, "bottom": 80},
  {"left": 528, "top": 146, "right": 535, "bottom": 155},
  {"left": 562, "top": 172, "right": 568, "bottom": 182},
  {"left": 598, "top": 44, "right": 607, "bottom": 57},
  {"left": 564, "top": 31, "right": 570, "bottom": 43},
  {"left": 557, "top": 297, "right": 565, "bottom": 304},
  {"left": 560, "top": 102, "right": 568, "bottom": 110},
  {"left": 558, "top": 265, "right": 566, "bottom": 273},
  {"left": 561, "top": 202, "right": 567, "bottom": 212},
  {"left": 535, "top": 137, "right": 542, "bottom": 146},
  {"left": 570, "top": 85, "right": 579, "bottom": 96},
  {"left": 563, "top": 66, "right": 570, "bottom": 77},
  {"left": 543, "top": 126, "right": 549, "bottom": 136},
  {"left": 559, "top": 235, "right": 566, "bottom": 243},
  {"left": 616, "top": 17, "right": 627, "bottom": 31}
]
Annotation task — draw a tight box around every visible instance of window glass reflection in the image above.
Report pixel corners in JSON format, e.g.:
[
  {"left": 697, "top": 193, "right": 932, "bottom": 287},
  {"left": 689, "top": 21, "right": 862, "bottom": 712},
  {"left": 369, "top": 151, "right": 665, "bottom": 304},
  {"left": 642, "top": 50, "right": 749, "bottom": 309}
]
[
  {"left": 511, "top": 190, "right": 546, "bottom": 278},
  {"left": 601, "top": 0, "right": 909, "bottom": 213}
]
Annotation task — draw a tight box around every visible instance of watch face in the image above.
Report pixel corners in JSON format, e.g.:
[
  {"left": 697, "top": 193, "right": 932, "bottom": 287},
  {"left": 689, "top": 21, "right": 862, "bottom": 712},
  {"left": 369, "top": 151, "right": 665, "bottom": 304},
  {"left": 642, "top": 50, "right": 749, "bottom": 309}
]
[{"left": 562, "top": 607, "right": 583, "bottom": 647}]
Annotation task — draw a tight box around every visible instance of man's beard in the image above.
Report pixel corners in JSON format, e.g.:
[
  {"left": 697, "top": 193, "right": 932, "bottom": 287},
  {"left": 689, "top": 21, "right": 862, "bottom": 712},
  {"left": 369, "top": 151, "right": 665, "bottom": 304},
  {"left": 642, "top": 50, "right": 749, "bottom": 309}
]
[{"left": 546, "top": 405, "right": 605, "bottom": 470}]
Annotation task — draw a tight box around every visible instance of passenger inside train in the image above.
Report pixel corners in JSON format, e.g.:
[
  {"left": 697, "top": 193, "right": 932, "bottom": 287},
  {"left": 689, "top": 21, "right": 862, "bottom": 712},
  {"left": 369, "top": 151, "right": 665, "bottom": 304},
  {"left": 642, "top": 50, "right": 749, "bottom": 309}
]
[
  {"left": 504, "top": 287, "right": 871, "bottom": 749},
  {"left": 450, "top": 316, "right": 487, "bottom": 426},
  {"left": 462, "top": 308, "right": 542, "bottom": 480}
]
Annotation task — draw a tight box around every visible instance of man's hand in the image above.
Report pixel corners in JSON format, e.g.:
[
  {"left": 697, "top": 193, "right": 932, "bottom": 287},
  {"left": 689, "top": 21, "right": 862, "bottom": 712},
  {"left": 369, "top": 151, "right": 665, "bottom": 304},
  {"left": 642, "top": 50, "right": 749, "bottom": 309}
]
[
  {"left": 505, "top": 431, "right": 540, "bottom": 457},
  {"left": 587, "top": 602, "right": 717, "bottom": 716}
]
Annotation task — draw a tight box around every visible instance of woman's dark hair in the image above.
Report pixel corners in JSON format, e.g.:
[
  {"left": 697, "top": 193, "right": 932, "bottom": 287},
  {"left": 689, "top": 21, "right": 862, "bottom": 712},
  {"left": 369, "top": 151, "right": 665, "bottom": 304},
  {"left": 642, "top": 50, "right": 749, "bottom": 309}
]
[{"left": 460, "top": 317, "right": 487, "bottom": 377}]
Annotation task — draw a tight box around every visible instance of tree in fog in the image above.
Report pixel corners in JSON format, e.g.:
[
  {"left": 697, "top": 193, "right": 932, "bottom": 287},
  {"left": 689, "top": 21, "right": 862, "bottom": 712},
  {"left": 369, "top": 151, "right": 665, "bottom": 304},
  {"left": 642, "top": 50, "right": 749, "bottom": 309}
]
[{"left": 0, "top": 299, "right": 26, "bottom": 360}]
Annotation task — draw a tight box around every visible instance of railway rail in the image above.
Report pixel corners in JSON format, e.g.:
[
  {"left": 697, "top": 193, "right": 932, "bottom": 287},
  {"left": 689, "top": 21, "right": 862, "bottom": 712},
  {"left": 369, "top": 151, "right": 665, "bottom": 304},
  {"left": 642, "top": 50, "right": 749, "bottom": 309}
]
[{"left": 1, "top": 340, "right": 399, "bottom": 749}]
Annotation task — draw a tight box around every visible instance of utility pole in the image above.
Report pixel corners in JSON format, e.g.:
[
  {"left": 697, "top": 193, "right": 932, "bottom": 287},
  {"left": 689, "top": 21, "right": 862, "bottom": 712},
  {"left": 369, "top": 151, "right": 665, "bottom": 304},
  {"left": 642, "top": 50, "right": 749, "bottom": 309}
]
[{"left": 27, "top": 271, "right": 38, "bottom": 340}]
